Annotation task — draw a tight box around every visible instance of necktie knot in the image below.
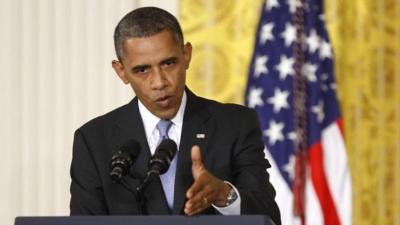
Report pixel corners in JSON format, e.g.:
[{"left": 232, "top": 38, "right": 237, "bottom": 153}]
[{"left": 157, "top": 119, "right": 172, "bottom": 140}]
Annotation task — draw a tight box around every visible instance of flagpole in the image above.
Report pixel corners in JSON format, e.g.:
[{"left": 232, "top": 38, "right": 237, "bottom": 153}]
[{"left": 293, "top": 0, "right": 307, "bottom": 222}]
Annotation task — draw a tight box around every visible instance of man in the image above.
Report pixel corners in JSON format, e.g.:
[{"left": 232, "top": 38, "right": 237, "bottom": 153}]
[{"left": 70, "top": 6, "right": 280, "bottom": 225}]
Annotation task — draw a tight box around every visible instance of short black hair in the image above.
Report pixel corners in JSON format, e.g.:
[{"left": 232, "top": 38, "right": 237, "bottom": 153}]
[{"left": 114, "top": 7, "right": 184, "bottom": 61}]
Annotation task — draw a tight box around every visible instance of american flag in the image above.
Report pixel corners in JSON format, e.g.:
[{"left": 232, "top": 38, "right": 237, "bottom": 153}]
[{"left": 245, "top": 0, "right": 352, "bottom": 224}]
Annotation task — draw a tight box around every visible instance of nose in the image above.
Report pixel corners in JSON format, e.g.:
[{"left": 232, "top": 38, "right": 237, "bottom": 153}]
[{"left": 150, "top": 67, "right": 168, "bottom": 90}]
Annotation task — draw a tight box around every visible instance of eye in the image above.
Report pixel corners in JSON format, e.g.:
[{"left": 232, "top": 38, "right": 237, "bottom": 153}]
[
  {"left": 163, "top": 58, "right": 177, "bottom": 67},
  {"left": 132, "top": 66, "right": 149, "bottom": 74}
]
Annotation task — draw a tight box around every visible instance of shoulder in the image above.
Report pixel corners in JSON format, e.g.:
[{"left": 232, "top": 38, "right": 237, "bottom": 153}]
[
  {"left": 200, "top": 96, "right": 256, "bottom": 116},
  {"left": 194, "top": 95, "right": 259, "bottom": 123},
  {"left": 76, "top": 99, "right": 136, "bottom": 133}
]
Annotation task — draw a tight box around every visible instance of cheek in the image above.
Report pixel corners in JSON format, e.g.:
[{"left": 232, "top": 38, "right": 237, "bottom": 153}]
[
  {"left": 173, "top": 67, "right": 186, "bottom": 87},
  {"left": 131, "top": 85, "right": 153, "bottom": 104},
  {"left": 128, "top": 79, "right": 149, "bottom": 98}
]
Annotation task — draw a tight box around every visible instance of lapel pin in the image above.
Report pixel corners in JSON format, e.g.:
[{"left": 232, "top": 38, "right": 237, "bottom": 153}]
[{"left": 196, "top": 133, "right": 205, "bottom": 139}]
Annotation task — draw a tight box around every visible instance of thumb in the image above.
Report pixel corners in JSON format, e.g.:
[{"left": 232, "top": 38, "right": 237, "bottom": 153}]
[{"left": 191, "top": 145, "right": 204, "bottom": 179}]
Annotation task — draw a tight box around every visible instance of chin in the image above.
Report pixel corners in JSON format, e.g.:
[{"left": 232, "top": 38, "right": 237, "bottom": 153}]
[{"left": 158, "top": 109, "right": 178, "bottom": 120}]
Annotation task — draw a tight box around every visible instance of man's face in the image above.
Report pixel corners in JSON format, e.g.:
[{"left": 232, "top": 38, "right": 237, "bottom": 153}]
[{"left": 113, "top": 30, "right": 192, "bottom": 119}]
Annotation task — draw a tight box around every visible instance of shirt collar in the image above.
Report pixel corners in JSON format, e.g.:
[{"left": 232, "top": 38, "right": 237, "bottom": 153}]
[{"left": 138, "top": 91, "right": 187, "bottom": 139}]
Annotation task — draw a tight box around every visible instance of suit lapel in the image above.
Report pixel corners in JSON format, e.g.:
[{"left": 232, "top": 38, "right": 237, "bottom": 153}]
[
  {"left": 114, "top": 98, "right": 170, "bottom": 214},
  {"left": 172, "top": 90, "right": 214, "bottom": 214},
  {"left": 115, "top": 98, "right": 150, "bottom": 176}
]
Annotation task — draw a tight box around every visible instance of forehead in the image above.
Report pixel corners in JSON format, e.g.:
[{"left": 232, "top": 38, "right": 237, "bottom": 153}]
[{"left": 121, "top": 30, "right": 181, "bottom": 63}]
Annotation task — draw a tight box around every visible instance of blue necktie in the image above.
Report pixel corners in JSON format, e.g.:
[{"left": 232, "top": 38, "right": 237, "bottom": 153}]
[{"left": 156, "top": 119, "right": 177, "bottom": 209}]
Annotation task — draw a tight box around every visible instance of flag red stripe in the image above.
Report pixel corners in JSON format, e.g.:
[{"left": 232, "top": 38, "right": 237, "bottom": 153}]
[
  {"left": 308, "top": 141, "right": 341, "bottom": 225},
  {"left": 336, "top": 119, "right": 345, "bottom": 137}
]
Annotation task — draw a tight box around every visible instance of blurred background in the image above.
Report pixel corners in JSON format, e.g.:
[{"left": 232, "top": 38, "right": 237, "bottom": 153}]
[{"left": 0, "top": 0, "right": 399, "bottom": 225}]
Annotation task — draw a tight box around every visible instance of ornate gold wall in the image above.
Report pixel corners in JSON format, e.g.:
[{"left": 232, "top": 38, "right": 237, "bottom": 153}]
[
  {"left": 181, "top": 0, "right": 400, "bottom": 225},
  {"left": 325, "top": 0, "right": 400, "bottom": 224},
  {"left": 180, "top": 0, "right": 263, "bottom": 103}
]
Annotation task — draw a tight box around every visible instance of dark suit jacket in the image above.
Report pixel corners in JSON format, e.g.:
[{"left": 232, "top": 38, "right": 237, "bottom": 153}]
[{"left": 70, "top": 89, "right": 281, "bottom": 225}]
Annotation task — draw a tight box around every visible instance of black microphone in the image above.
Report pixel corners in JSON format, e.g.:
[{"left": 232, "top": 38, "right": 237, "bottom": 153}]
[
  {"left": 138, "top": 139, "right": 177, "bottom": 191},
  {"left": 110, "top": 139, "right": 141, "bottom": 182},
  {"left": 149, "top": 138, "right": 177, "bottom": 175}
]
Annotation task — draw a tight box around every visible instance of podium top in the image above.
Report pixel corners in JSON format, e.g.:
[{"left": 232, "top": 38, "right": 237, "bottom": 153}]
[{"left": 15, "top": 215, "right": 275, "bottom": 225}]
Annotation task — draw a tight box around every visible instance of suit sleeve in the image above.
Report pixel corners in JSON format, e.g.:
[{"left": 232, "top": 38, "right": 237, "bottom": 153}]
[
  {"left": 70, "top": 129, "right": 108, "bottom": 215},
  {"left": 232, "top": 109, "right": 281, "bottom": 225}
]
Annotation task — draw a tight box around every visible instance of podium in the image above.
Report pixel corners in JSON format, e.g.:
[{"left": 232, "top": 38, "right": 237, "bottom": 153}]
[{"left": 15, "top": 215, "right": 274, "bottom": 225}]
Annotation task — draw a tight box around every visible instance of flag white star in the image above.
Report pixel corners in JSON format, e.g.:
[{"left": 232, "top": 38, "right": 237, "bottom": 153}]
[
  {"left": 288, "top": 0, "right": 302, "bottom": 13},
  {"left": 254, "top": 55, "right": 268, "bottom": 78},
  {"left": 319, "top": 40, "right": 332, "bottom": 59},
  {"left": 303, "top": 1, "right": 310, "bottom": 12},
  {"left": 302, "top": 62, "right": 318, "bottom": 82},
  {"left": 288, "top": 131, "right": 298, "bottom": 142},
  {"left": 321, "top": 73, "right": 329, "bottom": 91},
  {"left": 263, "top": 120, "right": 285, "bottom": 145},
  {"left": 275, "top": 55, "right": 294, "bottom": 80},
  {"left": 307, "top": 29, "right": 320, "bottom": 53},
  {"left": 265, "top": 0, "right": 279, "bottom": 11},
  {"left": 247, "top": 87, "right": 264, "bottom": 108},
  {"left": 319, "top": 14, "right": 325, "bottom": 21},
  {"left": 281, "top": 23, "right": 296, "bottom": 47},
  {"left": 288, "top": 130, "right": 305, "bottom": 144},
  {"left": 260, "top": 22, "right": 274, "bottom": 44},
  {"left": 321, "top": 84, "right": 329, "bottom": 92},
  {"left": 312, "top": 100, "right": 325, "bottom": 123},
  {"left": 321, "top": 73, "right": 329, "bottom": 81},
  {"left": 267, "top": 88, "right": 290, "bottom": 113},
  {"left": 283, "top": 154, "right": 296, "bottom": 180}
]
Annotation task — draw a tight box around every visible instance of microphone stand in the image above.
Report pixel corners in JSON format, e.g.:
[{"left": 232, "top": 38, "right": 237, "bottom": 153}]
[
  {"left": 116, "top": 178, "right": 147, "bottom": 215},
  {"left": 135, "top": 170, "right": 158, "bottom": 215},
  {"left": 114, "top": 170, "right": 148, "bottom": 215},
  {"left": 135, "top": 184, "right": 147, "bottom": 215},
  {"left": 114, "top": 167, "right": 162, "bottom": 215},
  {"left": 129, "top": 172, "right": 148, "bottom": 215}
]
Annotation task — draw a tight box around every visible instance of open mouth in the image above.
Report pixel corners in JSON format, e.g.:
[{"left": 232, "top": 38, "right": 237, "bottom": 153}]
[{"left": 155, "top": 96, "right": 172, "bottom": 108}]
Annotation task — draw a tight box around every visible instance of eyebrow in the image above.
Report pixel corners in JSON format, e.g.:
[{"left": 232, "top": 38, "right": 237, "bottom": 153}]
[{"left": 161, "top": 56, "right": 178, "bottom": 64}]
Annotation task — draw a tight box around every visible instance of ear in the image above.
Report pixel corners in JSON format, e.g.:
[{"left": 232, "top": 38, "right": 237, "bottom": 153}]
[
  {"left": 112, "top": 60, "right": 129, "bottom": 84},
  {"left": 183, "top": 42, "right": 192, "bottom": 70}
]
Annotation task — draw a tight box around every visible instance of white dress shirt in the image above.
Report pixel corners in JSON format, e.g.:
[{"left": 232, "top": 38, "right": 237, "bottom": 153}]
[{"left": 138, "top": 91, "right": 241, "bottom": 215}]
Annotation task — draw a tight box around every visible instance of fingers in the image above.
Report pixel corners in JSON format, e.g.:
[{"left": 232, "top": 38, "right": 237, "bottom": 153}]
[
  {"left": 187, "top": 145, "right": 206, "bottom": 199},
  {"left": 185, "top": 145, "right": 229, "bottom": 215},
  {"left": 185, "top": 171, "right": 220, "bottom": 215},
  {"left": 184, "top": 189, "right": 212, "bottom": 215},
  {"left": 185, "top": 146, "right": 211, "bottom": 215},
  {"left": 185, "top": 200, "right": 209, "bottom": 215},
  {"left": 191, "top": 145, "right": 204, "bottom": 180},
  {"left": 186, "top": 173, "right": 209, "bottom": 199}
]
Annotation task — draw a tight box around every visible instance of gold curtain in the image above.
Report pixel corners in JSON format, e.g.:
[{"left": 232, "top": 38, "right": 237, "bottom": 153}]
[
  {"left": 325, "top": 1, "right": 400, "bottom": 224},
  {"left": 181, "top": 0, "right": 400, "bottom": 225},
  {"left": 180, "top": 0, "right": 263, "bottom": 103}
]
